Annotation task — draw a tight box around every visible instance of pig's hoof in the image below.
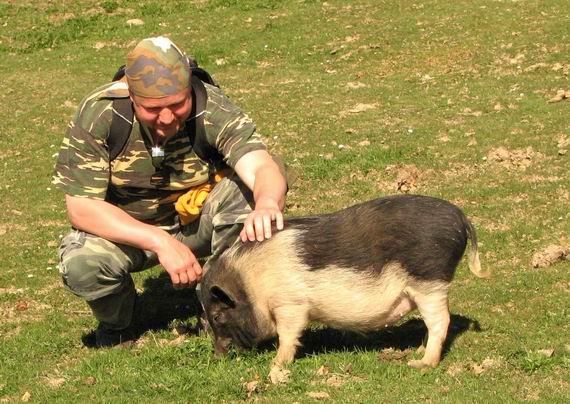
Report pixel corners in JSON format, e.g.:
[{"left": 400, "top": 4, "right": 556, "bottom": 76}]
[
  {"left": 408, "top": 359, "right": 425, "bottom": 368},
  {"left": 268, "top": 366, "right": 291, "bottom": 384},
  {"left": 408, "top": 359, "right": 437, "bottom": 369},
  {"left": 408, "top": 359, "right": 438, "bottom": 369}
]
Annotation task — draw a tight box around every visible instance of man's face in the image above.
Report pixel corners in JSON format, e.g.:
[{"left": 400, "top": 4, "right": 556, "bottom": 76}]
[{"left": 131, "top": 87, "right": 192, "bottom": 139}]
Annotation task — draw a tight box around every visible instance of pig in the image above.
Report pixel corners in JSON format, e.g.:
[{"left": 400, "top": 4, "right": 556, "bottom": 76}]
[{"left": 199, "top": 194, "right": 489, "bottom": 379}]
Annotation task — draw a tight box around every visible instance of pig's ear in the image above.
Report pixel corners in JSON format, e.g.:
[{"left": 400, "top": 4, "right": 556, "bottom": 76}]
[{"left": 210, "top": 285, "right": 236, "bottom": 309}]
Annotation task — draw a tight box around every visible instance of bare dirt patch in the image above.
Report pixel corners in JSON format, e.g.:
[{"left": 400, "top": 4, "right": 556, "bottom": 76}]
[
  {"left": 392, "top": 164, "right": 422, "bottom": 193},
  {"left": 339, "top": 102, "right": 379, "bottom": 117},
  {"left": 377, "top": 347, "right": 413, "bottom": 363},
  {"left": 345, "top": 164, "right": 433, "bottom": 194},
  {"left": 0, "top": 287, "right": 26, "bottom": 295},
  {"left": 548, "top": 90, "right": 570, "bottom": 103},
  {"left": 485, "top": 146, "right": 544, "bottom": 169},
  {"left": 441, "top": 163, "right": 479, "bottom": 180},
  {"left": 0, "top": 299, "right": 53, "bottom": 325},
  {"left": 532, "top": 243, "right": 569, "bottom": 268},
  {"left": 0, "top": 223, "right": 28, "bottom": 236},
  {"left": 557, "top": 135, "right": 570, "bottom": 148},
  {"left": 471, "top": 357, "right": 503, "bottom": 375}
]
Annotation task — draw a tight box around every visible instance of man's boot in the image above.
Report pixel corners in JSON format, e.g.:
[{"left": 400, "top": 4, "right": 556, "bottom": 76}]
[{"left": 87, "top": 284, "right": 137, "bottom": 348}]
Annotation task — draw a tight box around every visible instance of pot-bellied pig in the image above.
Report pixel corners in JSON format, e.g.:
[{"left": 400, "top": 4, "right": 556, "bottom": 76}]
[{"left": 200, "top": 194, "right": 489, "bottom": 377}]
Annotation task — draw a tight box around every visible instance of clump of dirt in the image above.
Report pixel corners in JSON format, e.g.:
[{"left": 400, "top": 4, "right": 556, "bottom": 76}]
[
  {"left": 485, "top": 146, "right": 543, "bottom": 168},
  {"left": 532, "top": 243, "right": 569, "bottom": 268},
  {"left": 471, "top": 357, "right": 502, "bottom": 375},
  {"left": 395, "top": 164, "right": 422, "bottom": 193},
  {"left": 377, "top": 347, "right": 412, "bottom": 363}
]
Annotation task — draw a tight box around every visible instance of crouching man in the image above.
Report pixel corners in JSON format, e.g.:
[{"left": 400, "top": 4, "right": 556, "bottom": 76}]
[{"left": 52, "top": 36, "right": 287, "bottom": 347}]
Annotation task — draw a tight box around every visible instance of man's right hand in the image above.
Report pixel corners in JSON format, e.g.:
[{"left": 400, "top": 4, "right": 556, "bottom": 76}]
[{"left": 154, "top": 235, "right": 203, "bottom": 288}]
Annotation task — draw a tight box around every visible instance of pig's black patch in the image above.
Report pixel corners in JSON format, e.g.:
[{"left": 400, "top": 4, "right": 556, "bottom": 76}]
[{"left": 291, "top": 195, "right": 473, "bottom": 282}]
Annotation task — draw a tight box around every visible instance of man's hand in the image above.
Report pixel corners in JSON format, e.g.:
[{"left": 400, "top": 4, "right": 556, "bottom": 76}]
[
  {"left": 155, "top": 235, "right": 203, "bottom": 288},
  {"left": 234, "top": 150, "right": 288, "bottom": 243},
  {"left": 240, "top": 196, "right": 284, "bottom": 242}
]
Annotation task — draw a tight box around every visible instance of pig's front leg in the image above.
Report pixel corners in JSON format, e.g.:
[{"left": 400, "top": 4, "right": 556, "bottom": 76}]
[{"left": 268, "top": 305, "right": 308, "bottom": 383}]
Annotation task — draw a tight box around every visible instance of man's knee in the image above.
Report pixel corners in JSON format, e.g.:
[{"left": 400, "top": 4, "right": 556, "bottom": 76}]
[
  {"left": 60, "top": 251, "right": 123, "bottom": 300},
  {"left": 58, "top": 232, "right": 143, "bottom": 300}
]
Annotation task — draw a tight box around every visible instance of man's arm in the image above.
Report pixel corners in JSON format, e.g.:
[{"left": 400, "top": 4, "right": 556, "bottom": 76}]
[
  {"left": 65, "top": 195, "right": 202, "bottom": 286},
  {"left": 234, "top": 150, "right": 287, "bottom": 242}
]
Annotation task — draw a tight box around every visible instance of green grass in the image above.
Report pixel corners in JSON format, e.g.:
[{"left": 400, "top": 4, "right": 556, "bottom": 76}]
[{"left": 1, "top": 0, "right": 569, "bottom": 402}]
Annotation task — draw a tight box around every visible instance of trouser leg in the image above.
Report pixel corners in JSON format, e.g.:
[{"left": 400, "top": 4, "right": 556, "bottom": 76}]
[
  {"left": 86, "top": 278, "right": 137, "bottom": 331},
  {"left": 58, "top": 230, "right": 147, "bottom": 330}
]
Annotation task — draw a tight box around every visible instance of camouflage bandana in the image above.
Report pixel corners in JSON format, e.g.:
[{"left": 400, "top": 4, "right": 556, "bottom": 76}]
[{"left": 125, "top": 37, "right": 190, "bottom": 98}]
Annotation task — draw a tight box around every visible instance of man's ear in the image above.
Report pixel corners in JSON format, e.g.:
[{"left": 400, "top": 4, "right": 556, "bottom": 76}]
[{"left": 210, "top": 285, "right": 236, "bottom": 309}]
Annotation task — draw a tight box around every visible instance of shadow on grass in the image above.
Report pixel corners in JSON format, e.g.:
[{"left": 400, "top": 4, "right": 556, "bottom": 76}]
[
  {"left": 295, "top": 314, "right": 482, "bottom": 360},
  {"left": 134, "top": 272, "right": 202, "bottom": 331},
  {"left": 82, "top": 271, "right": 202, "bottom": 347}
]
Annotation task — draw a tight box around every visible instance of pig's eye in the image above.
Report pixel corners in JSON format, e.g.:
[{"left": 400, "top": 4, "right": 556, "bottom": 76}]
[{"left": 213, "top": 314, "right": 221, "bottom": 323}]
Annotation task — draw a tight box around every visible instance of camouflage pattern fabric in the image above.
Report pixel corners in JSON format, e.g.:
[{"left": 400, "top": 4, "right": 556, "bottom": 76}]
[
  {"left": 125, "top": 37, "right": 190, "bottom": 99},
  {"left": 58, "top": 174, "right": 254, "bottom": 329},
  {"left": 52, "top": 81, "right": 266, "bottom": 228}
]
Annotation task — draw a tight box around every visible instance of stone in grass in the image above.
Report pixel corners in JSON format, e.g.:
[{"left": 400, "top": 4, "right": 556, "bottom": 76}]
[{"left": 126, "top": 19, "right": 144, "bottom": 27}]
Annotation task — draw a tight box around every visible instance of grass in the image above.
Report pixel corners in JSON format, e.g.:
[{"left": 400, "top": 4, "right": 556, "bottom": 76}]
[{"left": 1, "top": 0, "right": 569, "bottom": 402}]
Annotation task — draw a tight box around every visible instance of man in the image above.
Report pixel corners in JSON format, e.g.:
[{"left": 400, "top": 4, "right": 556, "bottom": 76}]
[{"left": 52, "top": 37, "right": 288, "bottom": 347}]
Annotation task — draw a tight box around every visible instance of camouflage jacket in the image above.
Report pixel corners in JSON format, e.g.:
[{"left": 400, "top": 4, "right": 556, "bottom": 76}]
[{"left": 53, "top": 80, "right": 266, "bottom": 228}]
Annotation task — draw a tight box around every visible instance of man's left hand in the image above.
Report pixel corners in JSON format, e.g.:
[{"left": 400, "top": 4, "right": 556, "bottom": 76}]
[
  {"left": 240, "top": 197, "right": 284, "bottom": 242},
  {"left": 234, "top": 149, "right": 288, "bottom": 243}
]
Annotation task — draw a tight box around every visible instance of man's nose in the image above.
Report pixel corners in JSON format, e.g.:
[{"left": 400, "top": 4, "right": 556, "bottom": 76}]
[{"left": 158, "top": 108, "right": 175, "bottom": 124}]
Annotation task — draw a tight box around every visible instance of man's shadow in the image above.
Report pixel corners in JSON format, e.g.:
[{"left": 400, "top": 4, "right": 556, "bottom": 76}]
[
  {"left": 132, "top": 272, "right": 202, "bottom": 332},
  {"left": 82, "top": 272, "right": 202, "bottom": 347}
]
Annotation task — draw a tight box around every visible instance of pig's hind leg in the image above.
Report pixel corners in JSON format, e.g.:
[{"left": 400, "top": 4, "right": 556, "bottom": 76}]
[{"left": 407, "top": 286, "right": 450, "bottom": 368}]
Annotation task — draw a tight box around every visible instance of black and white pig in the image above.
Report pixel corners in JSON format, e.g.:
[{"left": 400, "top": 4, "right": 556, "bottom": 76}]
[{"left": 200, "top": 194, "right": 489, "bottom": 378}]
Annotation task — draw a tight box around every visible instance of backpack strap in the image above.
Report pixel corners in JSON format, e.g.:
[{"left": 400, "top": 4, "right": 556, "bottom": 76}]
[
  {"left": 188, "top": 75, "right": 225, "bottom": 168},
  {"left": 191, "top": 66, "right": 218, "bottom": 88},
  {"left": 112, "top": 65, "right": 127, "bottom": 82},
  {"left": 108, "top": 97, "right": 134, "bottom": 162}
]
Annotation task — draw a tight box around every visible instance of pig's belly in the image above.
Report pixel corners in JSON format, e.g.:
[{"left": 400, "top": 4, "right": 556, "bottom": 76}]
[{"left": 309, "top": 292, "right": 416, "bottom": 332}]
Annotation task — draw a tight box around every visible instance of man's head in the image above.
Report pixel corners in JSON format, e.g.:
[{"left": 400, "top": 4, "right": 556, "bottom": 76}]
[{"left": 126, "top": 37, "right": 193, "bottom": 139}]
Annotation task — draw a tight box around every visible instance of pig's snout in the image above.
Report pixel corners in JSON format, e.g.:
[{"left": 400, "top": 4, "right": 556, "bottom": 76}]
[{"left": 213, "top": 337, "right": 231, "bottom": 358}]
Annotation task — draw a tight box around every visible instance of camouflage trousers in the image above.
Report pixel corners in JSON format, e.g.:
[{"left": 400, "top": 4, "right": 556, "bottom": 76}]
[{"left": 58, "top": 174, "right": 254, "bottom": 330}]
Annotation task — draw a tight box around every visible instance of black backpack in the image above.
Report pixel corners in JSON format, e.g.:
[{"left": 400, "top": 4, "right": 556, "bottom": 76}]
[{"left": 108, "top": 60, "right": 225, "bottom": 167}]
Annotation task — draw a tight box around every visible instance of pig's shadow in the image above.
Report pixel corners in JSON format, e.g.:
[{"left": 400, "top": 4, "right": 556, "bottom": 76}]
[{"left": 289, "top": 314, "right": 481, "bottom": 360}]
